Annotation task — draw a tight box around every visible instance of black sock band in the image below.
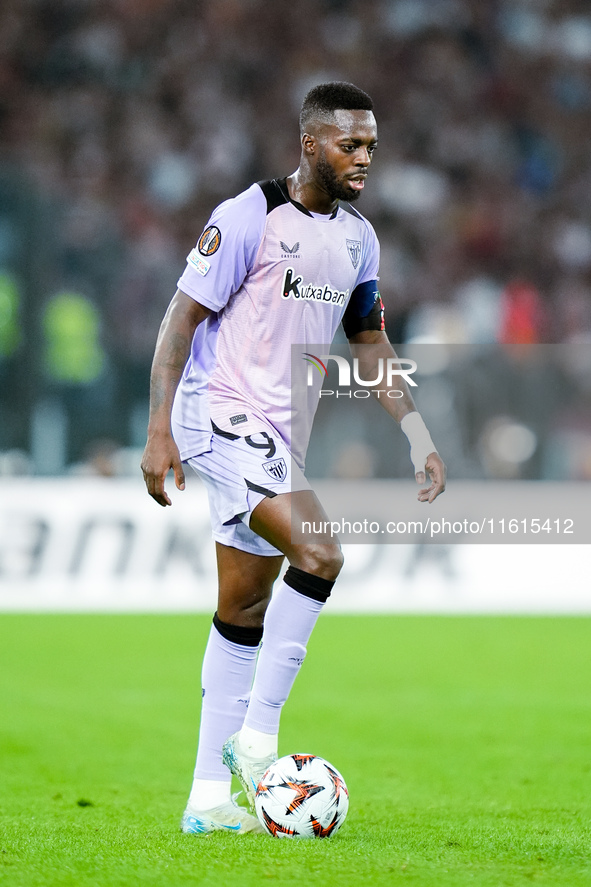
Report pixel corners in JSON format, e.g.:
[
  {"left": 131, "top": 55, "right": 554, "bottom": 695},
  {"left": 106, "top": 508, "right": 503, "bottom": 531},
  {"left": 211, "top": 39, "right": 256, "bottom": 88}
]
[
  {"left": 213, "top": 612, "right": 263, "bottom": 647},
  {"left": 283, "top": 566, "right": 334, "bottom": 603}
]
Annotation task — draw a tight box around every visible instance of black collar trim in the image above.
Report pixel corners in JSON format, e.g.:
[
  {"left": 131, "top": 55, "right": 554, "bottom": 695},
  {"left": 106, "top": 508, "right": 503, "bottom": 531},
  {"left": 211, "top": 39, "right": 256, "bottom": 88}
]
[{"left": 274, "top": 177, "right": 340, "bottom": 220}]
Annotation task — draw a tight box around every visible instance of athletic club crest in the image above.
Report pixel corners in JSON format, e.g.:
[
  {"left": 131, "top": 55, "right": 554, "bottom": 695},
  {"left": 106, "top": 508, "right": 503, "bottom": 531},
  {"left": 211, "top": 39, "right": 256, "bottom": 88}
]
[
  {"left": 346, "top": 239, "right": 361, "bottom": 269},
  {"left": 263, "top": 458, "right": 287, "bottom": 482}
]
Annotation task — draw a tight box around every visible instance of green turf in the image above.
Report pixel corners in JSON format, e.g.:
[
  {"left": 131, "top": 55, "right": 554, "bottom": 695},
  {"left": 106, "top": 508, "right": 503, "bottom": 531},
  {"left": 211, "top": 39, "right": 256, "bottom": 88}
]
[{"left": 0, "top": 614, "right": 590, "bottom": 887}]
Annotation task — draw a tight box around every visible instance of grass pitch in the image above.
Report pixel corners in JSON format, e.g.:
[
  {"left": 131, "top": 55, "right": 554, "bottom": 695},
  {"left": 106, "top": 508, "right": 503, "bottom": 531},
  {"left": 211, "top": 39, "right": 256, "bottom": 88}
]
[{"left": 0, "top": 613, "right": 590, "bottom": 887}]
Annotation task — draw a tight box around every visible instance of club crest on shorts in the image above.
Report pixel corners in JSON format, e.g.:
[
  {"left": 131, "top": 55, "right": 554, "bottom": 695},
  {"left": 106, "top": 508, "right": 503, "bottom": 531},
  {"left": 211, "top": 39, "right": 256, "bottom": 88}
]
[
  {"left": 262, "top": 458, "right": 287, "bottom": 482},
  {"left": 346, "top": 239, "right": 361, "bottom": 269}
]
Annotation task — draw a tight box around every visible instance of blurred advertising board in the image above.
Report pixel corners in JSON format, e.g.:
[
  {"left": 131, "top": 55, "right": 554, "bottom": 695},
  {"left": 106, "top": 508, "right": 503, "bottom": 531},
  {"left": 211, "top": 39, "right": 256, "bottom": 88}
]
[{"left": 0, "top": 477, "right": 590, "bottom": 613}]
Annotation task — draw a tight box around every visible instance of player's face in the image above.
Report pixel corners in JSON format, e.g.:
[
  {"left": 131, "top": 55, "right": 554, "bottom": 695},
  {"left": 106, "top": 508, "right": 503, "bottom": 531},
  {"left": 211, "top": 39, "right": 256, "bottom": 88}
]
[{"left": 314, "top": 110, "right": 377, "bottom": 202}]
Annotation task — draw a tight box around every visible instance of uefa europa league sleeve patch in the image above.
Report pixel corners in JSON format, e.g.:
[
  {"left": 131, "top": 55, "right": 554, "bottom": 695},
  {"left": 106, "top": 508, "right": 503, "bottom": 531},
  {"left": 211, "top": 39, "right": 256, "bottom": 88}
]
[{"left": 198, "top": 225, "right": 222, "bottom": 256}]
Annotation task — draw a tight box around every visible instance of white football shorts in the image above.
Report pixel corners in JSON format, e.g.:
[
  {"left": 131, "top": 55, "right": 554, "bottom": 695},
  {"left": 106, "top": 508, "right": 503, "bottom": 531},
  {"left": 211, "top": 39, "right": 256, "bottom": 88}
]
[{"left": 185, "top": 425, "right": 310, "bottom": 556}]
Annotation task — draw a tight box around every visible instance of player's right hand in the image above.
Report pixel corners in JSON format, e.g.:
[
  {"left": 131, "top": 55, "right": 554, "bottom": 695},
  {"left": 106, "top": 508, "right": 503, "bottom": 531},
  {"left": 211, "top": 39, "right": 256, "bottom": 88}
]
[{"left": 141, "top": 432, "right": 185, "bottom": 506}]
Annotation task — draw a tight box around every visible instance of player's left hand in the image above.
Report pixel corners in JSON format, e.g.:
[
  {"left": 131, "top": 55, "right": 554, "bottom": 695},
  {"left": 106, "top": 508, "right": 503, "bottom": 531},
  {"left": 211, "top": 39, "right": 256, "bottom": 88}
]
[{"left": 416, "top": 452, "right": 446, "bottom": 503}]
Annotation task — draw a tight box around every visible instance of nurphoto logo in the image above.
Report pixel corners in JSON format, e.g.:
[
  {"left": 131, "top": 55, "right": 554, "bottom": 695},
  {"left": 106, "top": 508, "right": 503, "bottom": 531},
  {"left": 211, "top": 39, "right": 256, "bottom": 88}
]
[{"left": 302, "top": 352, "right": 417, "bottom": 399}]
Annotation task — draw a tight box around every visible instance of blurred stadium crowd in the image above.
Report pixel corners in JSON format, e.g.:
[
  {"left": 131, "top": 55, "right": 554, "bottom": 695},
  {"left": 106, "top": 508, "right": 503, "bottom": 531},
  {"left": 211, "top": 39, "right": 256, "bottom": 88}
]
[{"left": 0, "top": 0, "right": 591, "bottom": 479}]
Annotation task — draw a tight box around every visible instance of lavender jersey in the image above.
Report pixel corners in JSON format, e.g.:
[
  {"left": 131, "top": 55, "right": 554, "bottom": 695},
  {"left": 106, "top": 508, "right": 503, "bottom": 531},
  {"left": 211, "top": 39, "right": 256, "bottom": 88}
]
[{"left": 171, "top": 178, "right": 381, "bottom": 468}]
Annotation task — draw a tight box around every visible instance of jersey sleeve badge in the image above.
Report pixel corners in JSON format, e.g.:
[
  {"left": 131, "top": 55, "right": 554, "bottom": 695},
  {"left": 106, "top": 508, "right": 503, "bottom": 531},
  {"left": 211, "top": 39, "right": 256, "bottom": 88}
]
[
  {"left": 198, "top": 225, "right": 222, "bottom": 256},
  {"left": 187, "top": 248, "right": 211, "bottom": 276}
]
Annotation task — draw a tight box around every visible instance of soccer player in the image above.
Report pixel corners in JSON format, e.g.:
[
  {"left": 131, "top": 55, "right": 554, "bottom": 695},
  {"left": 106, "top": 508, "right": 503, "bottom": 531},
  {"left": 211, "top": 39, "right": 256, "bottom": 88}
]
[{"left": 141, "top": 82, "right": 446, "bottom": 835}]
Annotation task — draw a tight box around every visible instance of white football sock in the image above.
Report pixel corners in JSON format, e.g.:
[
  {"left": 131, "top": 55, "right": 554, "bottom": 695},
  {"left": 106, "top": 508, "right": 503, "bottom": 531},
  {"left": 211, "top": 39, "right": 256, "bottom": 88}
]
[
  {"left": 244, "top": 580, "right": 325, "bottom": 735},
  {"left": 239, "top": 724, "right": 278, "bottom": 758},
  {"left": 187, "top": 778, "right": 232, "bottom": 811},
  {"left": 192, "top": 622, "right": 259, "bottom": 784}
]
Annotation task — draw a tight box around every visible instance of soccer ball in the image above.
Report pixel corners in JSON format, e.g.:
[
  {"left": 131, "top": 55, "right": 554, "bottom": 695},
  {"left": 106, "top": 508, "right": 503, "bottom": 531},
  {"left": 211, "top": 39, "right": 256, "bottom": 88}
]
[{"left": 254, "top": 754, "right": 349, "bottom": 838}]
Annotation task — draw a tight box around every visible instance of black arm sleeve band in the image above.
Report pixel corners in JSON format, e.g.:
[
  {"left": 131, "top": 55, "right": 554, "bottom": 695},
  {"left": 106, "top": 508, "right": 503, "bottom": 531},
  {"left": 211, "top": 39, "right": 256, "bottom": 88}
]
[{"left": 342, "top": 279, "right": 385, "bottom": 339}]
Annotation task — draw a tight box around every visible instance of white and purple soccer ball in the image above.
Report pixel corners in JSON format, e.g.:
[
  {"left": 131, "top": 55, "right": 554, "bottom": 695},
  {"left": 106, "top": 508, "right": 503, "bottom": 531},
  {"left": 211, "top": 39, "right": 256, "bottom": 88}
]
[{"left": 254, "top": 753, "right": 349, "bottom": 838}]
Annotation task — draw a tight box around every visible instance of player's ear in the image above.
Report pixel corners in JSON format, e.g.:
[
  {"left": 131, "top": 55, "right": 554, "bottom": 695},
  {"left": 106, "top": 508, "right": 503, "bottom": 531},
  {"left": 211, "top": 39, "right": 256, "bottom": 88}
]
[{"left": 302, "top": 132, "right": 316, "bottom": 155}]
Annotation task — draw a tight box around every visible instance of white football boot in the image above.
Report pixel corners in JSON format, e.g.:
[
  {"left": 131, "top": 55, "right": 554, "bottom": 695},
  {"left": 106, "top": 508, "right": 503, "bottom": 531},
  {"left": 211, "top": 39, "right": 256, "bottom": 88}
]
[
  {"left": 222, "top": 732, "right": 278, "bottom": 811},
  {"left": 181, "top": 793, "right": 264, "bottom": 835}
]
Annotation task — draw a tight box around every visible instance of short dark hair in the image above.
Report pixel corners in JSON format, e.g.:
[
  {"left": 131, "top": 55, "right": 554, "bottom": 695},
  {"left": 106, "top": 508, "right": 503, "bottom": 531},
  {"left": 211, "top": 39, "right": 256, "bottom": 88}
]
[{"left": 299, "top": 82, "right": 374, "bottom": 133}]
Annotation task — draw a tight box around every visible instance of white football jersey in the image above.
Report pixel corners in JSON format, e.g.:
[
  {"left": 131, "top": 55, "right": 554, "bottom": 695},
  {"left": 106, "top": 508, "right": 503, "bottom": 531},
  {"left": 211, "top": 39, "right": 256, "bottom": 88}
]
[{"left": 171, "top": 178, "right": 381, "bottom": 468}]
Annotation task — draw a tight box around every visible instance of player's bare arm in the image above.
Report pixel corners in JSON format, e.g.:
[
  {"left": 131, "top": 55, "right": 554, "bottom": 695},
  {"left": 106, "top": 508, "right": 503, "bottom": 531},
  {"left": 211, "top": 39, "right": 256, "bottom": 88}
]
[
  {"left": 141, "top": 290, "right": 210, "bottom": 506},
  {"left": 348, "top": 328, "right": 446, "bottom": 503}
]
